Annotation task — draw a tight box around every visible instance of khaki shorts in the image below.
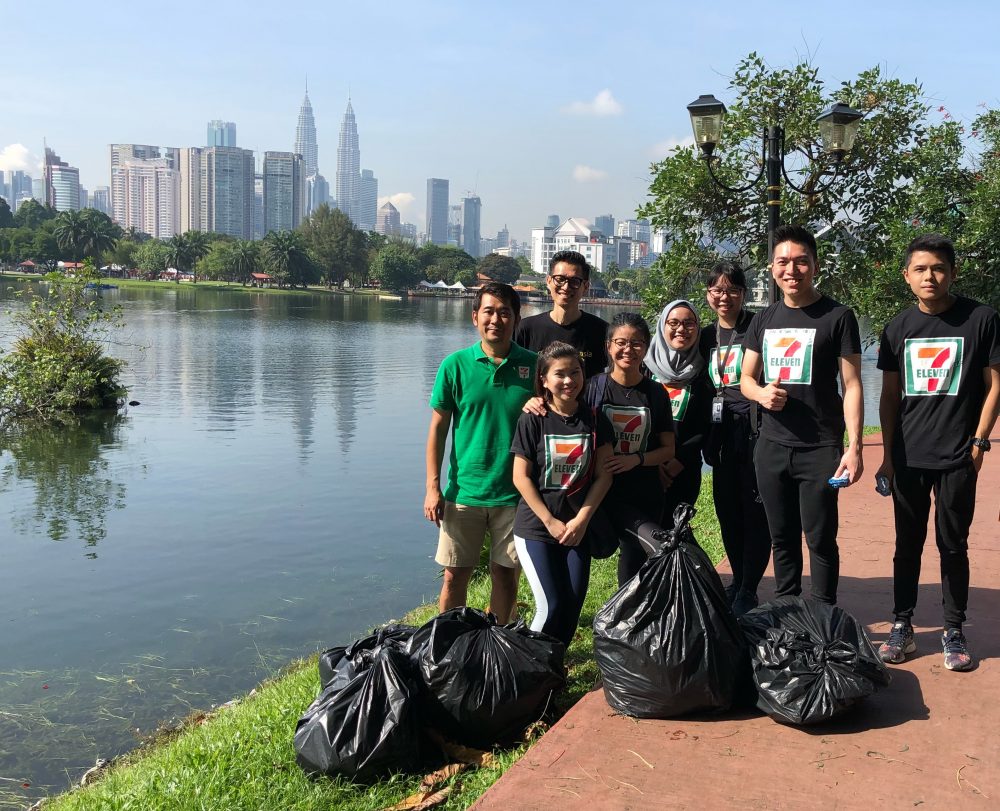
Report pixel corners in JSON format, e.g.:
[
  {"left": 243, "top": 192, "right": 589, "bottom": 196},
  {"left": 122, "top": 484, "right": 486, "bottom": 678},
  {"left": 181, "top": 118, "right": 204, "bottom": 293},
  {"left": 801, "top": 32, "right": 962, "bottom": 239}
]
[{"left": 435, "top": 502, "right": 518, "bottom": 569}]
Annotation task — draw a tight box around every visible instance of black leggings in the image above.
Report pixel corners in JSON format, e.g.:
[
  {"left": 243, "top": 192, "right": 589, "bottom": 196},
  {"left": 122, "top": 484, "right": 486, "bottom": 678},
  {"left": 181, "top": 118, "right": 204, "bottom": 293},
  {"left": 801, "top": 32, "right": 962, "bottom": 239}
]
[
  {"left": 891, "top": 463, "right": 977, "bottom": 629},
  {"left": 514, "top": 535, "right": 591, "bottom": 646},
  {"left": 754, "top": 438, "right": 841, "bottom": 604}
]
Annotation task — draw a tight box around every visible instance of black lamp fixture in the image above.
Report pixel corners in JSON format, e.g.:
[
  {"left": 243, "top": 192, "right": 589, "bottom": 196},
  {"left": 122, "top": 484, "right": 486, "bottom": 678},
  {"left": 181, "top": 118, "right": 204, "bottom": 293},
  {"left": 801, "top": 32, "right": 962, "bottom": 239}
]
[{"left": 685, "top": 94, "right": 863, "bottom": 303}]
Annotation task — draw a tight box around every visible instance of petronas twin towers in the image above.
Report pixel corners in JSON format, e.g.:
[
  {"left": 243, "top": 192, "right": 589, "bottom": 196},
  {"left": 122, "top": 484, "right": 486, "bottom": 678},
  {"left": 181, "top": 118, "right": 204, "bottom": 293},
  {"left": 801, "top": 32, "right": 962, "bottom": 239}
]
[{"left": 294, "top": 89, "right": 372, "bottom": 228}]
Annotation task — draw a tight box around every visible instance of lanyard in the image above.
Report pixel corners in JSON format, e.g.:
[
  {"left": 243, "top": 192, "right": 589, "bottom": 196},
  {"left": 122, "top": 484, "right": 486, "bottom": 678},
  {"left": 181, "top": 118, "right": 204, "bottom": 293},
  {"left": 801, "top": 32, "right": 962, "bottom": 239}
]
[{"left": 714, "top": 320, "right": 734, "bottom": 396}]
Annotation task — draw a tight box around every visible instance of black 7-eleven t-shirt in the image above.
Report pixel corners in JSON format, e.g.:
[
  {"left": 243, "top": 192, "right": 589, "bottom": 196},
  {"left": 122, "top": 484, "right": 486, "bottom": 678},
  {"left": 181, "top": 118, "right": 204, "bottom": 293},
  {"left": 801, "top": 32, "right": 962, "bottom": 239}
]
[
  {"left": 878, "top": 296, "right": 1000, "bottom": 469},
  {"left": 744, "top": 295, "right": 861, "bottom": 447},
  {"left": 510, "top": 404, "right": 614, "bottom": 543}
]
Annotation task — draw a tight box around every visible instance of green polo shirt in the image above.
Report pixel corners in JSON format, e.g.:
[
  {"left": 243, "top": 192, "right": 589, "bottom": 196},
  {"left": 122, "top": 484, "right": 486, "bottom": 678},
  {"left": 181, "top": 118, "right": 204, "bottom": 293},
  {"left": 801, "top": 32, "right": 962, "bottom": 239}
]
[{"left": 430, "top": 341, "right": 537, "bottom": 506}]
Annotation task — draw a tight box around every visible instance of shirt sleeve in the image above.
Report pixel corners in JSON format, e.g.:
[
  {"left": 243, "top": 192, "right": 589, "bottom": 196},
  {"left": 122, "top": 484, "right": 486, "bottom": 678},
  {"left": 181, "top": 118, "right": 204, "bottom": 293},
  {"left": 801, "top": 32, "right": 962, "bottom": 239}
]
[
  {"left": 510, "top": 412, "right": 539, "bottom": 461},
  {"left": 429, "top": 356, "right": 456, "bottom": 411},
  {"left": 876, "top": 324, "right": 899, "bottom": 372},
  {"left": 984, "top": 309, "right": 1000, "bottom": 367},
  {"left": 513, "top": 319, "right": 529, "bottom": 349},
  {"left": 743, "top": 310, "right": 764, "bottom": 354},
  {"left": 838, "top": 307, "right": 863, "bottom": 356},
  {"left": 595, "top": 410, "right": 615, "bottom": 447},
  {"left": 648, "top": 380, "right": 675, "bottom": 435}
]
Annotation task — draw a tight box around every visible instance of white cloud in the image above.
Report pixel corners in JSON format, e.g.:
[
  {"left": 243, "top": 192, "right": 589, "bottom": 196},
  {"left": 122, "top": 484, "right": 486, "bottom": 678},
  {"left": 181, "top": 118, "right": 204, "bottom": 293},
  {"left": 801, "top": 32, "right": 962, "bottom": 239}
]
[
  {"left": 0, "top": 143, "right": 41, "bottom": 174},
  {"left": 572, "top": 165, "right": 608, "bottom": 183},
  {"left": 377, "top": 192, "right": 416, "bottom": 219},
  {"left": 562, "top": 89, "right": 623, "bottom": 117},
  {"left": 649, "top": 135, "right": 696, "bottom": 159}
]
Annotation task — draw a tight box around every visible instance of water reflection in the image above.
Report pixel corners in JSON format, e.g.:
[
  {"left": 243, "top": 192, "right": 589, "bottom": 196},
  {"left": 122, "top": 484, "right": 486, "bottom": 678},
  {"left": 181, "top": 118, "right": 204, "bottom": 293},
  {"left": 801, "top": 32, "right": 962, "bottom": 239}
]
[{"left": 0, "top": 412, "right": 129, "bottom": 553}]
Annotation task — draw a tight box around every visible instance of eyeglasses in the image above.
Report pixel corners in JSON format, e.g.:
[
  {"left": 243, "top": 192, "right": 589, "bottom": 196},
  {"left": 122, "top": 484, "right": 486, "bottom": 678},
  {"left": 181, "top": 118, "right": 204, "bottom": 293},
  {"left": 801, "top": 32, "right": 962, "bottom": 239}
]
[
  {"left": 610, "top": 338, "right": 647, "bottom": 350},
  {"left": 707, "top": 287, "right": 744, "bottom": 298},
  {"left": 665, "top": 320, "right": 698, "bottom": 331},
  {"left": 550, "top": 274, "right": 584, "bottom": 290}
]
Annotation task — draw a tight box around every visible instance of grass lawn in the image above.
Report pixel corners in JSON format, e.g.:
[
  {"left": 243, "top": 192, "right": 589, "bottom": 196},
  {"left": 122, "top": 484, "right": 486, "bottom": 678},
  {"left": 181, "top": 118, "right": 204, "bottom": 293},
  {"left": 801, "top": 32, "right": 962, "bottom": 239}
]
[{"left": 40, "top": 481, "right": 724, "bottom": 810}]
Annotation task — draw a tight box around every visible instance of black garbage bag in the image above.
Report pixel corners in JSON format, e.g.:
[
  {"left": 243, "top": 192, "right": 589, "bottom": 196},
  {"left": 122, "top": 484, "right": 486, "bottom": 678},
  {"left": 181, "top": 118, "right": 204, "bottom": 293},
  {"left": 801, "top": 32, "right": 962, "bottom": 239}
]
[
  {"left": 738, "top": 596, "right": 891, "bottom": 725},
  {"left": 294, "top": 641, "right": 425, "bottom": 781},
  {"left": 318, "top": 623, "right": 417, "bottom": 692},
  {"left": 593, "top": 504, "right": 748, "bottom": 718},
  {"left": 413, "top": 607, "right": 566, "bottom": 749}
]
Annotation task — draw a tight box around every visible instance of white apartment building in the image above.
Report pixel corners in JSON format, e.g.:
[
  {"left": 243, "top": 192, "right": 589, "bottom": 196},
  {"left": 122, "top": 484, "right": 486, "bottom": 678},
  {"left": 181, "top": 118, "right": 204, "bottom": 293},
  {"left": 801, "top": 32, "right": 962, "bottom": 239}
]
[
  {"left": 119, "top": 159, "right": 180, "bottom": 238},
  {"left": 531, "top": 218, "right": 613, "bottom": 274}
]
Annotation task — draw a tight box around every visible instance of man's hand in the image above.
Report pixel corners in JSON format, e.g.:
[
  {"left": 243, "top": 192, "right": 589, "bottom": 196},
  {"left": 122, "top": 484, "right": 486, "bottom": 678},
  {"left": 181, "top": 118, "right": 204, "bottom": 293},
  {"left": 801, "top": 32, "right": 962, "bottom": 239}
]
[
  {"left": 971, "top": 445, "right": 985, "bottom": 473},
  {"left": 759, "top": 378, "right": 788, "bottom": 411},
  {"left": 875, "top": 458, "right": 894, "bottom": 488},
  {"left": 522, "top": 396, "right": 547, "bottom": 416},
  {"left": 605, "top": 453, "right": 641, "bottom": 474},
  {"left": 424, "top": 488, "right": 445, "bottom": 527},
  {"left": 834, "top": 446, "right": 864, "bottom": 486}
]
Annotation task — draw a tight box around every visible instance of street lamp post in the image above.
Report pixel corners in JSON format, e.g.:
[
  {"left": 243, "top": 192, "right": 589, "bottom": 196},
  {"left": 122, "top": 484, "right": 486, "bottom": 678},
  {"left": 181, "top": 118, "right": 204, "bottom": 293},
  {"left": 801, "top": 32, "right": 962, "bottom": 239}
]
[{"left": 686, "top": 94, "right": 863, "bottom": 304}]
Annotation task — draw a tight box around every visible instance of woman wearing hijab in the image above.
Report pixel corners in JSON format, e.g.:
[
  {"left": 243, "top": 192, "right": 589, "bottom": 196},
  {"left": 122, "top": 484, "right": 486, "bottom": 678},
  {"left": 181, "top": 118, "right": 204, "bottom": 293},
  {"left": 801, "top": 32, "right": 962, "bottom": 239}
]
[{"left": 645, "top": 299, "right": 714, "bottom": 522}]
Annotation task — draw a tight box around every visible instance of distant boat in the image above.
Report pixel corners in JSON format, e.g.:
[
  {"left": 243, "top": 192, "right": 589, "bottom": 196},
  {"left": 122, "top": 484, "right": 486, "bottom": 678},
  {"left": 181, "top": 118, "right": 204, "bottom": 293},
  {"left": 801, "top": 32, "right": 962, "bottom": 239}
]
[{"left": 85, "top": 283, "right": 119, "bottom": 291}]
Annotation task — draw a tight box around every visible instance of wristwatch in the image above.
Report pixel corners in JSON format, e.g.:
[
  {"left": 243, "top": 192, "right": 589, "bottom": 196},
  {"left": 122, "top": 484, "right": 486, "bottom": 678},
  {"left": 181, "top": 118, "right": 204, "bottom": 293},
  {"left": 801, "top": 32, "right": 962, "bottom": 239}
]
[{"left": 971, "top": 437, "right": 992, "bottom": 452}]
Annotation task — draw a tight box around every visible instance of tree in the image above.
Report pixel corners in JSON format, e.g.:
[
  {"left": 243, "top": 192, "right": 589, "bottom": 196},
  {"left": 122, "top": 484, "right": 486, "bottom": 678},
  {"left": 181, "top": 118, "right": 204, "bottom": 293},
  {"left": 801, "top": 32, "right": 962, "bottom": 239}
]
[
  {"left": 134, "top": 239, "right": 170, "bottom": 277},
  {"left": 13, "top": 199, "right": 57, "bottom": 230},
  {"left": 638, "top": 52, "right": 985, "bottom": 338},
  {"left": 0, "top": 198, "right": 13, "bottom": 229},
  {"left": 108, "top": 239, "right": 140, "bottom": 275},
  {"left": 424, "top": 246, "right": 477, "bottom": 284},
  {"left": 477, "top": 253, "right": 521, "bottom": 285},
  {"left": 164, "top": 231, "right": 210, "bottom": 282},
  {"left": 54, "top": 209, "right": 120, "bottom": 265},
  {"left": 228, "top": 240, "right": 260, "bottom": 284},
  {"left": 369, "top": 242, "right": 422, "bottom": 292},
  {"left": 261, "top": 230, "right": 319, "bottom": 288},
  {"left": 299, "top": 204, "right": 367, "bottom": 287}
]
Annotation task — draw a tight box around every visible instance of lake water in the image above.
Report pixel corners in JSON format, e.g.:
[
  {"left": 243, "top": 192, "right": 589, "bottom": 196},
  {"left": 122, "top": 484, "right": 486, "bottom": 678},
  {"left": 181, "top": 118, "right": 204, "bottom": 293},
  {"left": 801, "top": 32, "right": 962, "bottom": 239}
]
[{"left": 0, "top": 282, "right": 883, "bottom": 805}]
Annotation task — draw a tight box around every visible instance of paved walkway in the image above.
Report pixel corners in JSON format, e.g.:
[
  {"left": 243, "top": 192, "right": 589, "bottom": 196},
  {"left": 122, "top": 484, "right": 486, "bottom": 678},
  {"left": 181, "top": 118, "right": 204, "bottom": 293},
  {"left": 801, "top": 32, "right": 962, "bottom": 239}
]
[{"left": 474, "top": 434, "right": 1000, "bottom": 810}]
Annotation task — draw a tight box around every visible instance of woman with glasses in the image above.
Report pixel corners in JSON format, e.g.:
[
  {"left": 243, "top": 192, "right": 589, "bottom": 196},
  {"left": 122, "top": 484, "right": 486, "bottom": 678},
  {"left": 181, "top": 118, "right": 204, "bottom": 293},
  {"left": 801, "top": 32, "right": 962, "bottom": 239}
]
[
  {"left": 586, "top": 313, "right": 677, "bottom": 585},
  {"left": 644, "top": 300, "right": 713, "bottom": 526},
  {"left": 699, "top": 262, "right": 772, "bottom": 615}
]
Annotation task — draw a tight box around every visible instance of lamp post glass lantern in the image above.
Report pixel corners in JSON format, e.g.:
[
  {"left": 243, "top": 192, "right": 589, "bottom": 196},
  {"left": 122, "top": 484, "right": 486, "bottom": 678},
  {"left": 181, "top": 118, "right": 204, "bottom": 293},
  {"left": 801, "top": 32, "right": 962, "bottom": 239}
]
[{"left": 684, "top": 93, "right": 862, "bottom": 304}]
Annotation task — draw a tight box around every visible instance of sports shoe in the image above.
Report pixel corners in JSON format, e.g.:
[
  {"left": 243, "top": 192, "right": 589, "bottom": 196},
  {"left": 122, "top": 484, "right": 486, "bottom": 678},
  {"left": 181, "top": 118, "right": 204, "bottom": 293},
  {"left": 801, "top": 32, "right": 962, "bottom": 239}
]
[
  {"left": 942, "top": 628, "right": 974, "bottom": 671},
  {"left": 731, "top": 590, "right": 759, "bottom": 618},
  {"left": 878, "top": 620, "right": 915, "bottom": 664}
]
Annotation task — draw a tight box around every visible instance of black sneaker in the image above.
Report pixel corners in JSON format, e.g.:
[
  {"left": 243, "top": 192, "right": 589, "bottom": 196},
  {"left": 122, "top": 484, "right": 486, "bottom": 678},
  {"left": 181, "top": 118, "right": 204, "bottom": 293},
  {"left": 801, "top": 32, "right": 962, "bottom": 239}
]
[
  {"left": 942, "top": 628, "right": 973, "bottom": 671},
  {"left": 731, "top": 590, "right": 759, "bottom": 617},
  {"left": 878, "top": 620, "right": 916, "bottom": 664}
]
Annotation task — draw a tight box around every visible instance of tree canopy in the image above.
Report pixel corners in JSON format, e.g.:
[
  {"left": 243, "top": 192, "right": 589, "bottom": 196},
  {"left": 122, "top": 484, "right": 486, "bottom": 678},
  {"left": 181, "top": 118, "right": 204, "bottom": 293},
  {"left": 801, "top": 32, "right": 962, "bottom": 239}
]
[
  {"left": 639, "top": 52, "right": 999, "bottom": 337},
  {"left": 476, "top": 253, "right": 521, "bottom": 285}
]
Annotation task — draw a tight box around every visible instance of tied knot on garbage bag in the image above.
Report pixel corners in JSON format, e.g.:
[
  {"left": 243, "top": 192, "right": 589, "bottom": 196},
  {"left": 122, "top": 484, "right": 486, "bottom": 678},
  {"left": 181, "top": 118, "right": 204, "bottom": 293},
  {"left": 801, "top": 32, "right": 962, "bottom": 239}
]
[
  {"left": 594, "top": 503, "right": 752, "bottom": 719},
  {"left": 295, "top": 607, "right": 566, "bottom": 781},
  {"left": 739, "top": 597, "right": 891, "bottom": 726}
]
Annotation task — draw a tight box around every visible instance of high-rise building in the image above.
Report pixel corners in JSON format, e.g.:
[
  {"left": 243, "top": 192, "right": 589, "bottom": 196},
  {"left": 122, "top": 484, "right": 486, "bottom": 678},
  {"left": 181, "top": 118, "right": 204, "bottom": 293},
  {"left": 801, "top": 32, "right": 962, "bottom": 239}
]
[
  {"left": 91, "top": 186, "right": 111, "bottom": 215},
  {"left": 545, "top": 214, "right": 560, "bottom": 228},
  {"left": 425, "top": 178, "right": 449, "bottom": 245},
  {"left": 200, "top": 147, "right": 255, "bottom": 239},
  {"left": 448, "top": 204, "right": 462, "bottom": 246},
  {"left": 400, "top": 222, "right": 417, "bottom": 242},
  {"left": 306, "top": 173, "right": 329, "bottom": 217},
  {"left": 44, "top": 146, "right": 81, "bottom": 212},
  {"left": 496, "top": 224, "right": 509, "bottom": 249},
  {"left": 6, "top": 170, "right": 33, "bottom": 213},
  {"left": 335, "top": 99, "right": 360, "bottom": 224},
  {"left": 253, "top": 171, "right": 264, "bottom": 240},
  {"left": 462, "top": 195, "right": 482, "bottom": 258},
  {"left": 111, "top": 144, "right": 168, "bottom": 224},
  {"left": 79, "top": 186, "right": 89, "bottom": 210},
  {"left": 178, "top": 147, "right": 203, "bottom": 234},
  {"left": 375, "top": 201, "right": 401, "bottom": 236},
  {"left": 263, "top": 151, "right": 305, "bottom": 233},
  {"left": 295, "top": 90, "right": 318, "bottom": 178},
  {"left": 616, "top": 218, "right": 651, "bottom": 244},
  {"left": 207, "top": 120, "right": 237, "bottom": 147},
  {"left": 358, "top": 169, "right": 377, "bottom": 231},
  {"left": 594, "top": 214, "right": 615, "bottom": 237},
  {"left": 117, "top": 159, "right": 180, "bottom": 238},
  {"left": 0, "top": 170, "right": 5, "bottom": 204},
  {"left": 32, "top": 177, "right": 45, "bottom": 203}
]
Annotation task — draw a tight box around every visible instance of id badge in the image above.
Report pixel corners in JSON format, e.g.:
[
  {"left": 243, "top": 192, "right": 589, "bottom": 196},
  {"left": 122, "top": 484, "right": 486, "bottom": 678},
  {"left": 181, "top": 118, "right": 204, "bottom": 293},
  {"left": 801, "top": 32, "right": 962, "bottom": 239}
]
[{"left": 711, "top": 395, "right": 724, "bottom": 424}]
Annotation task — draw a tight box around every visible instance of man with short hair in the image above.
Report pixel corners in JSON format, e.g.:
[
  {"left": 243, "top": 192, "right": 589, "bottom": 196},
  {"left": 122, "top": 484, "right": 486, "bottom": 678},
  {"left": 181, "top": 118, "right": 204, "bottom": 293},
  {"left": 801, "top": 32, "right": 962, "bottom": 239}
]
[
  {"left": 424, "top": 282, "right": 537, "bottom": 623},
  {"left": 741, "top": 224, "right": 864, "bottom": 605},
  {"left": 515, "top": 250, "right": 608, "bottom": 378},
  {"left": 875, "top": 233, "right": 1000, "bottom": 671}
]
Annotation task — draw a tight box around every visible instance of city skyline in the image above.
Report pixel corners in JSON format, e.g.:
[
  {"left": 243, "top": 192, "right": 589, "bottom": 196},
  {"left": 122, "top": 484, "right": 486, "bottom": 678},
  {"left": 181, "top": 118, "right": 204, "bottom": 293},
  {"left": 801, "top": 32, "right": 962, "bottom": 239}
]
[{"left": 3, "top": 1, "right": 1000, "bottom": 240}]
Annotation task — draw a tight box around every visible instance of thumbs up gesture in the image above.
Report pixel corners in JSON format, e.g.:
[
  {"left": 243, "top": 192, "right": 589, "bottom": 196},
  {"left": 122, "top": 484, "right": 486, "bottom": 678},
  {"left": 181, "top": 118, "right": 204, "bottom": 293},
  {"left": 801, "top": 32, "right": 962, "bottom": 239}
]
[{"left": 760, "top": 377, "right": 788, "bottom": 411}]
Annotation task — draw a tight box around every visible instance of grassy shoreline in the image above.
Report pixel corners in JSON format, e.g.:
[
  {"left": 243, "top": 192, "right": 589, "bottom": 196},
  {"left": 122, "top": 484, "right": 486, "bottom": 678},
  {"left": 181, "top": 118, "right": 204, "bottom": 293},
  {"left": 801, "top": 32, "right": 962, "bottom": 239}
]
[{"left": 37, "top": 482, "right": 724, "bottom": 811}]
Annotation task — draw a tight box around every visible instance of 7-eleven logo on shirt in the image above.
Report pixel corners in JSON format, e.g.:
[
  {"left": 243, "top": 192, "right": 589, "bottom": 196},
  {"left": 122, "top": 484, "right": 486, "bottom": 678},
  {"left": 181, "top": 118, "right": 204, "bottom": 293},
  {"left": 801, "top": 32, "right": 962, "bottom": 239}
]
[
  {"left": 762, "top": 328, "right": 816, "bottom": 385},
  {"left": 602, "top": 405, "right": 650, "bottom": 454},
  {"left": 709, "top": 345, "right": 744, "bottom": 388},
  {"left": 543, "top": 433, "right": 592, "bottom": 490},
  {"left": 663, "top": 384, "right": 691, "bottom": 422},
  {"left": 903, "top": 337, "right": 963, "bottom": 396}
]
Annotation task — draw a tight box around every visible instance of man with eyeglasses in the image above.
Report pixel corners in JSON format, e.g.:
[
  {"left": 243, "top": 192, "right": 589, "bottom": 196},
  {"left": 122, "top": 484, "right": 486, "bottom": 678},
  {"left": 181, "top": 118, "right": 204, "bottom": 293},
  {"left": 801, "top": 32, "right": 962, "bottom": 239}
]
[
  {"left": 740, "top": 224, "right": 864, "bottom": 605},
  {"left": 515, "top": 250, "right": 608, "bottom": 377}
]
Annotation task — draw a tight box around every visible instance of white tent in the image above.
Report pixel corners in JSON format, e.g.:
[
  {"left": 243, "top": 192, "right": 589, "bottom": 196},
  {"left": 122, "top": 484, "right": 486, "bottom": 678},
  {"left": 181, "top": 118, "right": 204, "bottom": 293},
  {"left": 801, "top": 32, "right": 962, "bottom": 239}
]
[{"left": 448, "top": 281, "right": 467, "bottom": 290}]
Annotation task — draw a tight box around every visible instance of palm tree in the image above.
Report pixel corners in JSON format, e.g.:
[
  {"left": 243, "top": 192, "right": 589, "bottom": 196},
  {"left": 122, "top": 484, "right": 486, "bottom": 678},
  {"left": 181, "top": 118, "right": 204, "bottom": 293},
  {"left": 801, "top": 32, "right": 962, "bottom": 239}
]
[
  {"left": 54, "top": 210, "right": 120, "bottom": 269},
  {"left": 53, "top": 210, "right": 89, "bottom": 262},
  {"left": 228, "top": 240, "right": 259, "bottom": 284},
  {"left": 261, "top": 231, "right": 318, "bottom": 289},
  {"left": 165, "top": 232, "right": 211, "bottom": 283}
]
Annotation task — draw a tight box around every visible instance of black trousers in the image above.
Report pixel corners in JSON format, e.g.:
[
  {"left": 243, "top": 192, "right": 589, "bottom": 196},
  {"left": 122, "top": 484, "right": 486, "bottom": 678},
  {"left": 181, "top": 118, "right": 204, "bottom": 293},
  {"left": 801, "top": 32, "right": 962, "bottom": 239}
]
[
  {"left": 711, "top": 418, "right": 771, "bottom": 596},
  {"left": 891, "top": 462, "right": 977, "bottom": 629},
  {"left": 664, "top": 464, "right": 701, "bottom": 531},
  {"left": 754, "top": 438, "right": 841, "bottom": 604},
  {"left": 607, "top": 498, "right": 664, "bottom": 586}
]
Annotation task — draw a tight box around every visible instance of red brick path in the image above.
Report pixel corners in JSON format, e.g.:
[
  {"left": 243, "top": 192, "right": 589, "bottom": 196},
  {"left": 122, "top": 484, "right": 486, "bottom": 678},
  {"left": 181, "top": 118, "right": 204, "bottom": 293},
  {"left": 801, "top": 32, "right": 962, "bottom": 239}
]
[{"left": 473, "top": 434, "right": 1000, "bottom": 810}]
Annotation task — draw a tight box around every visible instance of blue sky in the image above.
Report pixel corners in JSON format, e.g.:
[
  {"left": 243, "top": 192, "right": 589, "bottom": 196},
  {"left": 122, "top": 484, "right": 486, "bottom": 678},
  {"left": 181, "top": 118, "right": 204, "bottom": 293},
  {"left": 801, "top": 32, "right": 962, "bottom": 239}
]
[{"left": 3, "top": 0, "right": 998, "bottom": 241}]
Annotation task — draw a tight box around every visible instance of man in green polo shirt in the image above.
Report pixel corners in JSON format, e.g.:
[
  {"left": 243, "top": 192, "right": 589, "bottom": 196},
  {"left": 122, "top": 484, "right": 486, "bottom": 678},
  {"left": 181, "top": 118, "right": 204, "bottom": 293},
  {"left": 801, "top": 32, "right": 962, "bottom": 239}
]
[{"left": 424, "top": 282, "right": 537, "bottom": 622}]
